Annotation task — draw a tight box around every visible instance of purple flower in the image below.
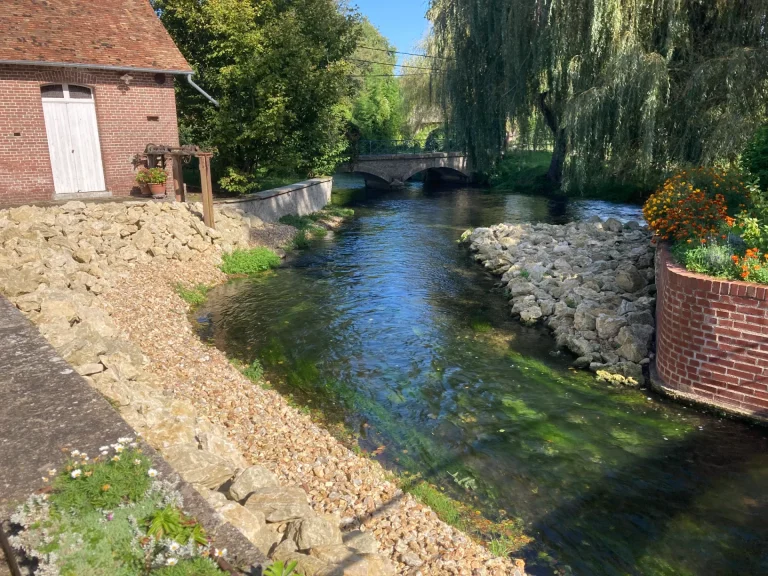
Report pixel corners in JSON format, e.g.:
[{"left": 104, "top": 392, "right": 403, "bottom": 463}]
[{"left": 106, "top": 512, "right": 114, "bottom": 521}]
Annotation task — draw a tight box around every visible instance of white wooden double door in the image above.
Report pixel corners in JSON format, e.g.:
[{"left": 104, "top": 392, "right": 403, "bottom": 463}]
[{"left": 41, "top": 83, "right": 106, "bottom": 194}]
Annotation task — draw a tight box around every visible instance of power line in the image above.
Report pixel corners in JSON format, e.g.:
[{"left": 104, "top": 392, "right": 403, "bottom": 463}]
[
  {"left": 357, "top": 45, "right": 454, "bottom": 61},
  {"left": 346, "top": 73, "right": 431, "bottom": 78},
  {"left": 347, "top": 57, "right": 443, "bottom": 71}
]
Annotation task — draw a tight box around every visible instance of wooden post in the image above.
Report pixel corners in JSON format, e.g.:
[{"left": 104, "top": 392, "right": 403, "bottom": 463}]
[
  {"left": 172, "top": 155, "right": 185, "bottom": 203},
  {"left": 200, "top": 154, "right": 215, "bottom": 229}
]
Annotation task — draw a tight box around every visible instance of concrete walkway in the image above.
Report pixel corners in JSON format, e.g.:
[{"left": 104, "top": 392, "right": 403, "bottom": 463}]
[{"left": 0, "top": 296, "right": 265, "bottom": 572}]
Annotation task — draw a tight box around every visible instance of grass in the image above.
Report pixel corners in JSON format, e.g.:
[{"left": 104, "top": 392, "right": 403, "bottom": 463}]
[
  {"left": 280, "top": 206, "right": 355, "bottom": 250},
  {"left": 242, "top": 358, "right": 265, "bottom": 382},
  {"left": 401, "top": 477, "right": 465, "bottom": 529},
  {"left": 490, "top": 151, "right": 653, "bottom": 204},
  {"left": 220, "top": 247, "right": 281, "bottom": 275},
  {"left": 11, "top": 441, "right": 226, "bottom": 576},
  {"left": 174, "top": 283, "right": 211, "bottom": 307}
]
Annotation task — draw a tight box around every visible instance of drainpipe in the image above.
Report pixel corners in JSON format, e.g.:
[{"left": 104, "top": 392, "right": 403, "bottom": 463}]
[{"left": 186, "top": 74, "right": 219, "bottom": 107}]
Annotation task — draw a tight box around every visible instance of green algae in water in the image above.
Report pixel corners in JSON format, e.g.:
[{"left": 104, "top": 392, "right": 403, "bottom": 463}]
[{"left": 196, "top": 184, "right": 768, "bottom": 576}]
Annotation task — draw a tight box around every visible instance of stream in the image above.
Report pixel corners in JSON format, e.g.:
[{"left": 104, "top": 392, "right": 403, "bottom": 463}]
[{"left": 196, "top": 178, "right": 768, "bottom": 575}]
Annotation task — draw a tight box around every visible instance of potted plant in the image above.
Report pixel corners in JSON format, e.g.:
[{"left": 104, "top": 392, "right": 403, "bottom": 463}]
[{"left": 135, "top": 167, "right": 167, "bottom": 198}]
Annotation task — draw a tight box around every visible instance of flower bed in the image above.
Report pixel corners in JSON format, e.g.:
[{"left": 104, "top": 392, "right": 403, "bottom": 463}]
[
  {"left": 644, "top": 166, "right": 768, "bottom": 284},
  {"left": 9, "top": 438, "right": 230, "bottom": 575}
]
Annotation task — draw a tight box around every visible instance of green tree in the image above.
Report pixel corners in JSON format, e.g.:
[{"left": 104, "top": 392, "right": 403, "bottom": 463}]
[
  {"left": 347, "top": 20, "right": 404, "bottom": 142},
  {"left": 155, "top": 0, "right": 360, "bottom": 193},
  {"left": 398, "top": 40, "right": 444, "bottom": 140},
  {"left": 429, "top": 0, "right": 768, "bottom": 189}
]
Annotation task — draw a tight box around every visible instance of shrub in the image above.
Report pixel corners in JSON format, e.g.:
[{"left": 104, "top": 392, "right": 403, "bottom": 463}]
[
  {"left": 671, "top": 243, "right": 737, "bottom": 279},
  {"left": 743, "top": 125, "right": 768, "bottom": 191},
  {"left": 220, "top": 248, "right": 281, "bottom": 275},
  {"left": 643, "top": 167, "right": 748, "bottom": 242}
]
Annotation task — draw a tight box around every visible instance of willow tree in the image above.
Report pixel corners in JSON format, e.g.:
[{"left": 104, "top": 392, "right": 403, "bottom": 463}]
[{"left": 429, "top": 0, "right": 768, "bottom": 188}]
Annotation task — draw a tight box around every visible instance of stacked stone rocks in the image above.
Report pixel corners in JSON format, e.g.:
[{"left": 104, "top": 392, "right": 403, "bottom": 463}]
[
  {"left": 0, "top": 200, "right": 398, "bottom": 575},
  {"left": 464, "top": 217, "right": 656, "bottom": 384}
]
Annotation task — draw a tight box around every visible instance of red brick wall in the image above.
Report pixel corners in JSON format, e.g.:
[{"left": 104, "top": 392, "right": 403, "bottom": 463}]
[
  {"left": 655, "top": 244, "right": 768, "bottom": 419},
  {"left": 0, "top": 64, "right": 180, "bottom": 205}
]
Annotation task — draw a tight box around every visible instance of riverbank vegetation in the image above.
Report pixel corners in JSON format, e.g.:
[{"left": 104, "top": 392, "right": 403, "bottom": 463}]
[
  {"left": 220, "top": 248, "right": 282, "bottom": 275},
  {"left": 490, "top": 151, "right": 652, "bottom": 203},
  {"left": 10, "top": 440, "right": 226, "bottom": 575},
  {"left": 429, "top": 0, "right": 768, "bottom": 196}
]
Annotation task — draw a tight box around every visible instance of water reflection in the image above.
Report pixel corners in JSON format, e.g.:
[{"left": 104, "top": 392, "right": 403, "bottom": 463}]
[{"left": 197, "top": 181, "right": 768, "bottom": 575}]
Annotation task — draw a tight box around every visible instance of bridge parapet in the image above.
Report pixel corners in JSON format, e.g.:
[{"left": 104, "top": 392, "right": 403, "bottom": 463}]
[{"left": 339, "top": 152, "right": 471, "bottom": 188}]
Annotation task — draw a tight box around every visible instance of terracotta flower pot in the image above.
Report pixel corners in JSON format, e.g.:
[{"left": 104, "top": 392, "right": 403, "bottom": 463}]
[
  {"left": 141, "top": 184, "right": 152, "bottom": 197},
  {"left": 149, "top": 182, "right": 166, "bottom": 198}
]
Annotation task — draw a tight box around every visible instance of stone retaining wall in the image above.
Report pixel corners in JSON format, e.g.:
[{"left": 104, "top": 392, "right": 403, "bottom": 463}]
[
  {"left": 654, "top": 244, "right": 768, "bottom": 421},
  {"left": 216, "top": 177, "right": 332, "bottom": 222}
]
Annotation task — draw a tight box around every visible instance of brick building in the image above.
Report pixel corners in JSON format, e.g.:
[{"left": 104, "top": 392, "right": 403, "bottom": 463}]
[{"left": 0, "top": 0, "right": 212, "bottom": 205}]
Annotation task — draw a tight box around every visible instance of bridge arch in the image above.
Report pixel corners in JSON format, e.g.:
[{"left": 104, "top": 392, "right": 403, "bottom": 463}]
[{"left": 403, "top": 166, "right": 470, "bottom": 184}]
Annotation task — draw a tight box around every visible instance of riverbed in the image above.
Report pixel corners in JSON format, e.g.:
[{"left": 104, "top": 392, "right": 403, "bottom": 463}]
[{"left": 196, "top": 180, "right": 768, "bottom": 575}]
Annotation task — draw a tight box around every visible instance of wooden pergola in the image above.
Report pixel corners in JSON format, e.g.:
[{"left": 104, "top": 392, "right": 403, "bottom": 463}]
[{"left": 134, "top": 144, "right": 216, "bottom": 229}]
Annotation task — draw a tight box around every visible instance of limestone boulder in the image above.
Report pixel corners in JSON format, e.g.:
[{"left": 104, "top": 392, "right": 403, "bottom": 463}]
[
  {"left": 615, "top": 324, "right": 654, "bottom": 363},
  {"left": 162, "top": 444, "right": 235, "bottom": 490},
  {"left": 244, "top": 486, "right": 312, "bottom": 523},
  {"left": 308, "top": 546, "right": 397, "bottom": 576},
  {"left": 342, "top": 531, "right": 379, "bottom": 554},
  {"left": 616, "top": 266, "right": 646, "bottom": 293},
  {"left": 219, "top": 502, "right": 267, "bottom": 543},
  {"left": 229, "top": 465, "right": 279, "bottom": 502},
  {"left": 595, "top": 314, "right": 627, "bottom": 340},
  {"left": 285, "top": 515, "right": 343, "bottom": 550}
]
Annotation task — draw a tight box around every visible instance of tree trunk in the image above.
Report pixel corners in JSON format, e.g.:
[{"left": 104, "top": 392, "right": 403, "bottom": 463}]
[
  {"left": 547, "top": 130, "right": 567, "bottom": 184},
  {"left": 537, "top": 91, "right": 566, "bottom": 185}
]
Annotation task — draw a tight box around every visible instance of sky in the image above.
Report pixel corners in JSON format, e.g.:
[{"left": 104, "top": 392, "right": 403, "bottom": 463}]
[{"left": 351, "top": 0, "right": 431, "bottom": 55}]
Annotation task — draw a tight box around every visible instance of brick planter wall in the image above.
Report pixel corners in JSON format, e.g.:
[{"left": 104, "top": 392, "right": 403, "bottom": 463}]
[
  {"left": 654, "top": 244, "right": 768, "bottom": 421},
  {"left": 0, "top": 64, "right": 180, "bottom": 205}
]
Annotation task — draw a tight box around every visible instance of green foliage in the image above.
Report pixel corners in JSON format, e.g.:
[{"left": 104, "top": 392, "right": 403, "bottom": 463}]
[
  {"left": 264, "top": 560, "right": 302, "bottom": 576},
  {"left": 743, "top": 125, "right": 768, "bottom": 191},
  {"left": 488, "top": 535, "right": 518, "bottom": 558},
  {"left": 734, "top": 212, "right": 768, "bottom": 253},
  {"left": 175, "top": 284, "right": 211, "bottom": 307},
  {"left": 136, "top": 167, "right": 168, "bottom": 185},
  {"left": 220, "top": 248, "right": 281, "bottom": 275},
  {"left": 155, "top": 0, "right": 361, "bottom": 191},
  {"left": 52, "top": 448, "right": 152, "bottom": 512},
  {"left": 13, "top": 440, "right": 225, "bottom": 576},
  {"left": 401, "top": 479, "right": 464, "bottom": 529},
  {"left": 145, "top": 506, "right": 208, "bottom": 546},
  {"left": 348, "top": 20, "right": 404, "bottom": 141},
  {"left": 430, "top": 0, "right": 768, "bottom": 188},
  {"left": 242, "top": 358, "right": 265, "bottom": 382},
  {"left": 671, "top": 243, "right": 737, "bottom": 279},
  {"left": 154, "top": 558, "right": 227, "bottom": 576},
  {"left": 319, "top": 205, "right": 354, "bottom": 218}
]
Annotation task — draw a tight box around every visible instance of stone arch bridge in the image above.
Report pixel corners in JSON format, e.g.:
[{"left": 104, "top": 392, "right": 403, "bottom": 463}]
[{"left": 339, "top": 152, "right": 471, "bottom": 188}]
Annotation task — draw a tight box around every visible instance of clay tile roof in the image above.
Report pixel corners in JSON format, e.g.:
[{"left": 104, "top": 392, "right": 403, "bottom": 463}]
[{"left": 0, "top": 0, "right": 192, "bottom": 73}]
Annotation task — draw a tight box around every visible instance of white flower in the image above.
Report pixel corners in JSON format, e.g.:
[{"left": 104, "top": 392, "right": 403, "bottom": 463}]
[
  {"left": 118, "top": 437, "right": 133, "bottom": 444},
  {"left": 70, "top": 469, "right": 82, "bottom": 479},
  {"left": 214, "top": 548, "right": 227, "bottom": 558},
  {"left": 133, "top": 459, "right": 142, "bottom": 466},
  {"left": 70, "top": 450, "right": 80, "bottom": 457},
  {"left": 48, "top": 468, "right": 57, "bottom": 476},
  {"left": 147, "top": 468, "right": 159, "bottom": 478},
  {"left": 42, "top": 477, "right": 49, "bottom": 483},
  {"left": 115, "top": 445, "right": 125, "bottom": 453},
  {"left": 168, "top": 541, "right": 180, "bottom": 552},
  {"left": 165, "top": 557, "right": 178, "bottom": 566},
  {"left": 80, "top": 453, "right": 88, "bottom": 459},
  {"left": 101, "top": 450, "right": 109, "bottom": 456},
  {"left": 129, "top": 442, "right": 138, "bottom": 448},
  {"left": 99, "top": 446, "right": 109, "bottom": 452},
  {"left": 111, "top": 456, "right": 121, "bottom": 462}
]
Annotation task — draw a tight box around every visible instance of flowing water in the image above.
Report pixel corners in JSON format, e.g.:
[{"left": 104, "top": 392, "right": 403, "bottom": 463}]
[{"left": 197, "top": 178, "right": 768, "bottom": 575}]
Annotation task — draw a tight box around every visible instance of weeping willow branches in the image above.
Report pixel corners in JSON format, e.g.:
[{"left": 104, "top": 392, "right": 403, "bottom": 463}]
[{"left": 429, "top": 0, "right": 768, "bottom": 188}]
